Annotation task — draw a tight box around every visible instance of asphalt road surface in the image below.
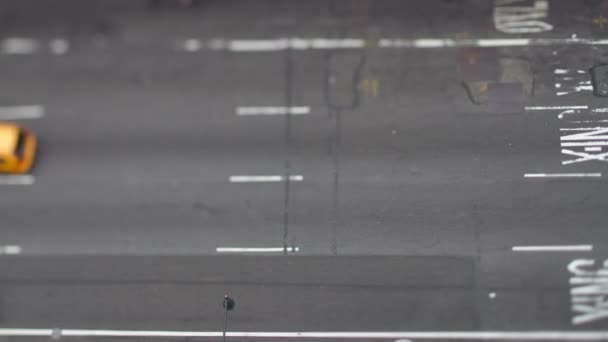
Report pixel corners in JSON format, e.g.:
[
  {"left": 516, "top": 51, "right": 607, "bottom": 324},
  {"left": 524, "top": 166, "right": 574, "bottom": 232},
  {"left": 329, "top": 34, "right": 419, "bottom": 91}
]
[{"left": 0, "top": 0, "right": 608, "bottom": 338}]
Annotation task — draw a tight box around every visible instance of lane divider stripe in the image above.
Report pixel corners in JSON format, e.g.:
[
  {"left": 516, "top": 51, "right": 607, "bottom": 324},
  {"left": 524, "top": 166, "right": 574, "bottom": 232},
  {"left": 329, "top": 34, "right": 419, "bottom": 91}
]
[
  {"left": 512, "top": 245, "right": 593, "bottom": 252},
  {"left": 0, "top": 105, "right": 45, "bottom": 120},
  {"left": 523, "top": 173, "right": 601, "bottom": 178},
  {"left": 216, "top": 247, "right": 299, "bottom": 253},
  {"left": 0, "top": 175, "right": 35, "bottom": 185},
  {"left": 230, "top": 175, "right": 303, "bottom": 183},
  {"left": 236, "top": 106, "right": 310, "bottom": 116}
]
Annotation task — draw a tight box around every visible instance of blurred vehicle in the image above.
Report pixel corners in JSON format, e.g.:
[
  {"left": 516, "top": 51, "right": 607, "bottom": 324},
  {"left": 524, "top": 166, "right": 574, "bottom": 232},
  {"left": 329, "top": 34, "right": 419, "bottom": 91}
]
[
  {"left": 591, "top": 64, "right": 608, "bottom": 97},
  {"left": 0, "top": 122, "right": 37, "bottom": 174}
]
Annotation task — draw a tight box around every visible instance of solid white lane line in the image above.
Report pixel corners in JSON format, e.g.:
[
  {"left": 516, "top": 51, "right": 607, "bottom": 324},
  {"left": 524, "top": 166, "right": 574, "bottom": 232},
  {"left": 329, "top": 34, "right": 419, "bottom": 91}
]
[
  {"left": 236, "top": 106, "right": 310, "bottom": 116},
  {"left": 182, "top": 37, "right": 608, "bottom": 53},
  {"left": 1, "top": 329, "right": 607, "bottom": 340},
  {"left": 512, "top": 245, "right": 593, "bottom": 252},
  {"left": 1, "top": 38, "right": 39, "bottom": 54},
  {"left": 0, "top": 105, "right": 45, "bottom": 120},
  {"left": 0, "top": 245, "right": 22, "bottom": 255},
  {"left": 49, "top": 38, "right": 69, "bottom": 55},
  {"left": 524, "top": 173, "right": 601, "bottom": 178},
  {"left": 230, "top": 175, "right": 303, "bottom": 183},
  {"left": 0, "top": 175, "right": 35, "bottom": 185},
  {"left": 525, "top": 105, "right": 588, "bottom": 110},
  {"left": 379, "top": 37, "right": 608, "bottom": 48},
  {"left": 216, "top": 247, "right": 299, "bottom": 253}
]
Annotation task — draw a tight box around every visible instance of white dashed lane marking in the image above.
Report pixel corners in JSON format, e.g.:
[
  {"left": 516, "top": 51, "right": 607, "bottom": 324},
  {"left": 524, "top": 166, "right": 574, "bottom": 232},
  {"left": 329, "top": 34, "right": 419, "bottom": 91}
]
[
  {"left": 1, "top": 38, "right": 39, "bottom": 54},
  {"left": 0, "top": 175, "right": 35, "bottom": 185},
  {"left": 512, "top": 245, "right": 593, "bottom": 252},
  {"left": 229, "top": 175, "right": 303, "bottom": 183},
  {"left": 216, "top": 247, "right": 299, "bottom": 253},
  {"left": 524, "top": 173, "right": 602, "bottom": 178},
  {"left": 0, "top": 37, "right": 68, "bottom": 55},
  {"left": 0, "top": 245, "right": 22, "bottom": 255},
  {"left": 182, "top": 38, "right": 202, "bottom": 52},
  {"left": 225, "top": 38, "right": 365, "bottom": 51},
  {"left": 0, "top": 105, "right": 45, "bottom": 120},
  {"left": 585, "top": 146, "right": 602, "bottom": 152},
  {"left": 176, "top": 38, "right": 366, "bottom": 52},
  {"left": 49, "top": 38, "right": 69, "bottom": 55},
  {"left": 525, "top": 105, "right": 588, "bottom": 111},
  {"left": 236, "top": 106, "right": 310, "bottom": 116}
]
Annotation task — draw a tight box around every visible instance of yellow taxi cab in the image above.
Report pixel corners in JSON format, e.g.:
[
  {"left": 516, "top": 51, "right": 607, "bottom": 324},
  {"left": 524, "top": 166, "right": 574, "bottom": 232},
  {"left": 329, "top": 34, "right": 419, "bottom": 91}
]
[{"left": 0, "top": 122, "right": 37, "bottom": 174}]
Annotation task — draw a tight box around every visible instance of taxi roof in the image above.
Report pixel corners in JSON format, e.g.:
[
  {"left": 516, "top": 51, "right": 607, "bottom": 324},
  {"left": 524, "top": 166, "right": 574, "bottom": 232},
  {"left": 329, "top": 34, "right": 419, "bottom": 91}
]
[{"left": 0, "top": 122, "right": 20, "bottom": 155}]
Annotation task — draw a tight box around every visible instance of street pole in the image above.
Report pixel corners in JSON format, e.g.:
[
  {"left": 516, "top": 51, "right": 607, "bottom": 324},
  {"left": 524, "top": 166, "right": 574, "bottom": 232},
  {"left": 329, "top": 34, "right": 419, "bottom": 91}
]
[
  {"left": 222, "top": 294, "right": 235, "bottom": 342},
  {"left": 222, "top": 304, "right": 228, "bottom": 342}
]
